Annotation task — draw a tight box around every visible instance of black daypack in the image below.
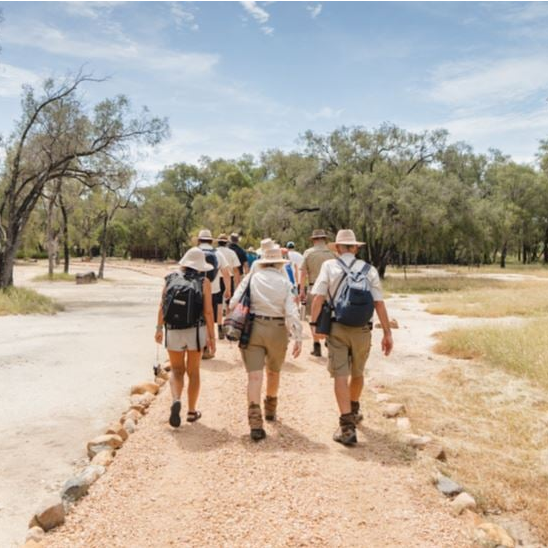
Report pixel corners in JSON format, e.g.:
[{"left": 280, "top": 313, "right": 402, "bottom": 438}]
[
  {"left": 333, "top": 258, "right": 375, "bottom": 327},
  {"left": 202, "top": 248, "right": 219, "bottom": 283},
  {"left": 162, "top": 271, "right": 204, "bottom": 329}
]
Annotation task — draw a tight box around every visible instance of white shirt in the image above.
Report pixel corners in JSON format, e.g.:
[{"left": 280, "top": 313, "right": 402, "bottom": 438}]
[
  {"left": 217, "top": 246, "right": 241, "bottom": 276},
  {"left": 311, "top": 253, "right": 383, "bottom": 302},
  {"left": 287, "top": 250, "right": 304, "bottom": 270},
  {"left": 198, "top": 243, "right": 228, "bottom": 294},
  {"left": 230, "top": 267, "right": 303, "bottom": 341}
]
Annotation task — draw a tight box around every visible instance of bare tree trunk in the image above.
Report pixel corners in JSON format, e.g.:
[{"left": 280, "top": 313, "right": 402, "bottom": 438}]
[
  {"left": 0, "top": 224, "right": 20, "bottom": 288},
  {"left": 59, "top": 192, "right": 70, "bottom": 274},
  {"left": 98, "top": 214, "right": 108, "bottom": 279},
  {"left": 500, "top": 241, "right": 507, "bottom": 269},
  {"left": 46, "top": 196, "right": 57, "bottom": 278},
  {"left": 544, "top": 227, "right": 548, "bottom": 264}
]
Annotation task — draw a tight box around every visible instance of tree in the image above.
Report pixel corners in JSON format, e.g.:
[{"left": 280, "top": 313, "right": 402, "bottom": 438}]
[{"left": 0, "top": 71, "right": 168, "bottom": 287}]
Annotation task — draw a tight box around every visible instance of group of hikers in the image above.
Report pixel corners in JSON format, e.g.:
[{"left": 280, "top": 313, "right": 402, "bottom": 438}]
[{"left": 154, "top": 228, "right": 393, "bottom": 446}]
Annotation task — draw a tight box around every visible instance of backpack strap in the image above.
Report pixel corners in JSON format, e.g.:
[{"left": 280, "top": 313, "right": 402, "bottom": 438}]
[{"left": 328, "top": 258, "right": 356, "bottom": 305}]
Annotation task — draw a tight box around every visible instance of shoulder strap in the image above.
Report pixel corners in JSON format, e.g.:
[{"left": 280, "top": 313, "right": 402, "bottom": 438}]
[{"left": 328, "top": 258, "right": 355, "bottom": 305}]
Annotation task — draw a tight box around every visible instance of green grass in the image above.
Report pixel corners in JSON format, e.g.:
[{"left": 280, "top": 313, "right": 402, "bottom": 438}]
[
  {"left": 0, "top": 287, "right": 62, "bottom": 315},
  {"left": 383, "top": 275, "right": 509, "bottom": 294},
  {"left": 434, "top": 318, "right": 548, "bottom": 390},
  {"left": 32, "top": 272, "right": 75, "bottom": 282}
]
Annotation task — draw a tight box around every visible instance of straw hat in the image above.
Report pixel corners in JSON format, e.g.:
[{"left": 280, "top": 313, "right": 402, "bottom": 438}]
[
  {"left": 217, "top": 233, "right": 229, "bottom": 242},
  {"left": 259, "top": 238, "right": 276, "bottom": 251},
  {"left": 256, "top": 246, "right": 289, "bottom": 265},
  {"left": 328, "top": 229, "right": 365, "bottom": 251},
  {"left": 310, "top": 229, "right": 328, "bottom": 240},
  {"left": 179, "top": 247, "right": 214, "bottom": 272},
  {"left": 197, "top": 229, "right": 213, "bottom": 241}
]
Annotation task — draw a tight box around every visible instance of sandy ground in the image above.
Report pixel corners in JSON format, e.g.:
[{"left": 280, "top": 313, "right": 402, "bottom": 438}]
[{"left": 0, "top": 262, "right": 169, "bottom": 547}]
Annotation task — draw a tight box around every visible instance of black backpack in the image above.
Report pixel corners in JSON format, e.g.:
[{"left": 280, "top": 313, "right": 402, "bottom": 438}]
[
  {"left": 162, "top": 271, "right": 204, "bottom": 329},
  {"left": 202, "top": 248, "right": 219, "bottom": 283}
]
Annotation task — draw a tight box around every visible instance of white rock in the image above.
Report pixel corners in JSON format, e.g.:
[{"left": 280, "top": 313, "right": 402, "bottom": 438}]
[
  {"left": 396, "top": 417, "right": 411, "bottom": 430},
  {"left": 382, "top": 403, "right": 405, "bottom": 418},
  {"left": 450, "top": 492, "right": 476, "bottom": 515}
]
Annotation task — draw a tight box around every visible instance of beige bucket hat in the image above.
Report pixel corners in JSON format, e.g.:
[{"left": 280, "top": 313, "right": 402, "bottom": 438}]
[
  {"left": 197, "top": 229, "right": 214, "bottom": 241},
  {"left": 310, "top": 229, "right": 328, "bottom": 240},
  {"left": 259, "top": 238, "right": 276, "bottom": 251},
  {"left": 179, "top": 247, "right": 214, "bottom": 272},
  {"left": 256, "top": 246, "right": 289, "bottom": 265},
  {"left": 333, "top": 229, "right": 364, "bottom": 246},
  {"left": 217, "top": 233, "right": 229, "bottom": 242}
]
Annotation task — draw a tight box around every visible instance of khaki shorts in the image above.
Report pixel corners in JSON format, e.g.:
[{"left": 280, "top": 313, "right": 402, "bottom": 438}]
[
  {"left": 327, "top": 322, "right": 372, "bottom": 378},
  {"left": 305, "top": 287, "right": 315, "bottom": 317},
  {"left": 241, "top": 317, "right": 289, "bottom": 373}
]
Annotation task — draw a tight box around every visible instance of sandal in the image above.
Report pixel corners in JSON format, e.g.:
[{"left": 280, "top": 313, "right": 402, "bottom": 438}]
[{"left": 187, "top": 410, "right": 202, "bottom": 423}]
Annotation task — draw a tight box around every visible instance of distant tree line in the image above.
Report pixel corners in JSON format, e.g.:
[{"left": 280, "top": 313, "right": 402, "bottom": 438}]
[{"left": 5, "top": 80, "right": 548, "bottom": 281}]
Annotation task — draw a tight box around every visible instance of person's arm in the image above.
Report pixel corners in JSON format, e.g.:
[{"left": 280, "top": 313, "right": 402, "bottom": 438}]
[
  {"left": 284, "top": 283, "right": 303, "bottom": 357},
  {"left": 233, "top": 254, "right": 242, "bottom": 288},
  {"left": 374, "top": 301, "right": 393, "bottom": 356},
  {"left": 229, "top": 272, "right": 250, "bottom": 310},
  {"left": 299, "top": 265, "right": 308, "bottom": 302},
  {"left": 221, "top": 266, "right": 232, "bottom": 299},
  {"left": 203, "top": 278, "right": 216, "bottom": 355},
  {"left": 155, "top": 286, "right": 166, "bottom": 344}
]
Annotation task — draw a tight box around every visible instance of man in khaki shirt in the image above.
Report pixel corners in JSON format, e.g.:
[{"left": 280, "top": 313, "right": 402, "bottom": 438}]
[{"left": 299, "top": 229, "right": 335, "bottom": 357}]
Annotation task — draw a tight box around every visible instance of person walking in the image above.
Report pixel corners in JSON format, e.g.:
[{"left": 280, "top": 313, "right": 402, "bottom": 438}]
[
  {"left": 286, "top": 241, "right": 304, "bottom": 277},
  {"left": 155, "top": 247, "right": 216, "bottom": 427},
  {"left": 230, "top": 245, "right": 302, "bottom": 442},
  {"left": 310, "top": 229, "right": 393, "bottom": 446},
  {"left": 229, "top": 232, "right": 249, "bottom": 280},
  {"left": 299, "top": 229, "right": 335, "bottom": 357},
  {"left": 197, "top": 229, "right": 231, "bottom": 348},
  {"left": 217, "top": 232, "right": 242, "bottom": 301},
  {"left": 246, "top": 246, "right": 258, "bottom": 268}
]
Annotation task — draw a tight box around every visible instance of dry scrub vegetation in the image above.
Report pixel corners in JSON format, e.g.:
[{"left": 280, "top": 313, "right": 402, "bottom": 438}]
[
  {"left": 383, "top": 275, "right": 509, "bottom": 295},
  {"left": 0, "top": 287, "right": 62, "bottom": 315},
  {"left": 32, "top": 273, "right": 75, "bottom": 282}
]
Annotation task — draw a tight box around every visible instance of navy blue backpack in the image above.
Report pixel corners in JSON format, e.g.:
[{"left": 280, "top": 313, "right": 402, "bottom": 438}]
[{"left": 333, "top": 258, "right": 375, "bottom": 327}]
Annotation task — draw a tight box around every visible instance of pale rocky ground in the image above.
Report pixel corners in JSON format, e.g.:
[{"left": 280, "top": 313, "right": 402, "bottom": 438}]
[{"left": 3, "top": 261, "right": 545, "bottom": 547}]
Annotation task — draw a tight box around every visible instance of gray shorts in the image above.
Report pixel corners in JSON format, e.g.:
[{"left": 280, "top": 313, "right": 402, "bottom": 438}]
[{"left": 166, "top": 325, "right": 206, "bottom": 352}]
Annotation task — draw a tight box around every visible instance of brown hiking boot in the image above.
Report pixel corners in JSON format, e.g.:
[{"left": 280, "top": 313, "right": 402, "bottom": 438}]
[
  {"left": 333, "top": 413, "right": 357, "bottom": 446},
  {"left": 310, "top": 342, "right": 322, "bottom": 357},
  {"left": 264, "top": 396, "right": 278, "bottom": 422},
  {"left": 351, "top": 400, "right": 363, "bottom": 424},
  {"left": 248, "top": 403, "right": 266, "bottom": 442}
]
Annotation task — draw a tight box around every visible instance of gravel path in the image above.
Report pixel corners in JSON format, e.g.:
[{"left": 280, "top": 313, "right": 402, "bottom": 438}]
[{"left": 45, "top": 337, "right": 469, "bottom": 547}]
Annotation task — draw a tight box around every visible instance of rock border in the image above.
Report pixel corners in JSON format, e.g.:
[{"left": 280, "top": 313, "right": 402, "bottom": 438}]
[
  {"left": 23, "top": 365, "right": 170, "bottom": 547},
  {"left": 369, "top": 384, "right": 516, "bottom": 548}
]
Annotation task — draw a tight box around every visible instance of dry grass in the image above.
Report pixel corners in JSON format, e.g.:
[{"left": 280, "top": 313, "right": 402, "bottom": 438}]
[
  {"left": 383, "top": 275, "right": 509, "bottom": 295},
  {"left": 389, "top": 363, "right": 548, "bottom": 543},
  {"left": 424, "top": 282, "right": 548, "bottom": 317},
  {"left": 32, "top": 272, "right": 75, "bottom": 282},
  {"left": 0, "top": 286, "right": 62, "bottom": 315},
  {"left": 434, "top": 319, "right": 548, "bottom": 390}
]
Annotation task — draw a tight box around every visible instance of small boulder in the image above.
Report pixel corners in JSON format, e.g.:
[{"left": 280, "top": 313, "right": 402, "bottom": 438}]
[
  {"left": 23, "top": 541, "right": 43, "bottom": 548},
  {"left": 75, "top": 271, "right": 97, "bottom": 285},
  {"left": 424, "top": 443, "right": 447, "bottom": 461},
  {"left": 130, "top": 393, "right": 154, "bottom": 408},
  {"left": 130, "top": 382, "right": 159, "bottom": 396},
  {"left": 29, "top": 495, "right": 65, "bottom": 531},
  {"left": 403, "top": 434, "right": 431, "bottom": 449},
  {"left": 80, "top": 464, "right": 105, "bottom": 484},
  {"left": 106, "top": 423, "right": 128, "bottom": 441},
  {"left": 122, "top": 409, "right": 142, "bottom": 424},
  {"left": 382, "top": 403, "right": 405, "bottom": 418},
  {"left": 450, "top": 492, "right": 476, "bottom": 515},
  {"left": 435, "top": 474, "right": 463, "bottom": 497},
  {"left": 123, "top": 418, "right": 136, "bottom": 434},
  {"left": 396, "top": 417, "right": 411, "bottom": 430},
  {"left": 87, "top": 434, "right": 123, "bottom": 459},
  {"left": 474, "top": 522, "right": 515, "bottom": 547},
  {"left": 26, "top": 527, "right": 45, "bottom": 543},
  {"left": 389, "top": 318, "right": 399, "bottom": 329},
  {"left": 154, "top": 376, "right": 166, "bottom": 387},
  {"left": 91, "top": 450, "right": 115, "bottom": 467},
  {"left": 61, "top": 477, "right": 89, "bottom": 502}
]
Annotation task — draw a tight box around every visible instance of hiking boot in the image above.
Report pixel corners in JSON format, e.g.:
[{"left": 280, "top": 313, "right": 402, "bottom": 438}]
[
  {"left": 310, "top": 341, "right": 322, "bottom": 357},
  {"left": 218, "top": 324, "right": 225, "bottom": 340},
  {"left": 333, "top": 413, "right": 357, "bottom": 446},
  {"left": 202, "top": 349, "right": 214, "bottom": 360},
  {"left": 264, "top": 396, "right": 278, "bottom": 422},
  {"left": 351, "top": 400, "right": 363, "bottom": 424},
  {"left": 169, "top": 400, "right": 181, "bottom": 428},
  {"left": 248, "top": 403, "right": 265, "bottom": 441}
]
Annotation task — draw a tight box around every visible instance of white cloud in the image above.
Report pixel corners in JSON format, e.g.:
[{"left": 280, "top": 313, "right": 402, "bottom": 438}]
[
  {"left": 0, "top": 64, "right": 41, "bottom": 97},
  {"left": 261, "top": 26, "right": 274, "bottom": 36},
  {"left": 1, "top": 23, "right": 218, "bottom": 75},
  {"left": 307, "top": 106, "right": 344, "bottom": 120},
  {"left": 240, "top": 1, "right": 269, "bottom": 24},
  {"left": 170, "top": 2, "right": 199, "bottom": 31},
  {"left": 307, "top": 4, "right": 322, "bottom": 19},
  {"left": 62, "top": 2, "right": 115, "bottom": 20},
  {"left": 427, "top": 56, "right": 548, "bottom": 108}
]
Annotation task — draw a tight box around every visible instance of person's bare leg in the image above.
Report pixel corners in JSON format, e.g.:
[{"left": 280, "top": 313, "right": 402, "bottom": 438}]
[
  {"left": 265, "top": 369, "right": 280, "bottom": 398},
  {"left": 186, "top": 350, "right": 201, "bottom": 412},
  {"left": 168, "top": 350, "right": 186, "bottom": 401},
  {"left": 334, "top": 376, "right": 351, "bottom": 415},
  {"left": 247, "top": 370, "right": 263, "bottom": 405},
  {"left": 349, "top": 376, "right": 364, "bottom": 402},
  {"left": 216, "top": 303, "right": 223, "bottom": 326}
]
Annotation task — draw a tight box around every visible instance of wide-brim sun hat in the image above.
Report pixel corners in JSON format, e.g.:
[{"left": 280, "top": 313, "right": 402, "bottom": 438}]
[
  {"left": 217, "top": 233, "right": 229, "bottom": 242},
  {"left": 260, "top": 238, "right": 276, "bottom": 251},
  {"left": 310, "top": 229, "right": 328, "bottom": 240},
  {"left": 256, "top": 246, "right": 289, "bottom": 264},
  {"left": 179, "top": 247, "right": 214, "bottom": 272},
  {"left": 331, "top": 229, "right": 365, "bottom": 247},
  {"left": 197, "top": 229, "right": 214, "bottom": 241}
]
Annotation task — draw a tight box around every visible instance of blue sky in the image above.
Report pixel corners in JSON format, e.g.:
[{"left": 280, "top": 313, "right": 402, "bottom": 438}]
[{"left": 1, "top": 1, "right": 548, "bottom": 180}]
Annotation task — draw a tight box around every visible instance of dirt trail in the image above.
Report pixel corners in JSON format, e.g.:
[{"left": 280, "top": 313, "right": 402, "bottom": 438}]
[{"left": 45, "top": 330, "right": 469, "bottom": 547}]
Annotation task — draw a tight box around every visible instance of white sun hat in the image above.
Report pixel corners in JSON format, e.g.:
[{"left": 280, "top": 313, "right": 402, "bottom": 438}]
[
  {"left": 256, "top": 245, "right": 289, "bottom": 264},
  {"left": 334, "top": 229, "right": 364, "bottom": 246},
  {"left": 197, "top": 229, "right": 214, "bottom": 241},
  {"left": 179, "top": 247, "right": 214, "bottom": 272}
]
